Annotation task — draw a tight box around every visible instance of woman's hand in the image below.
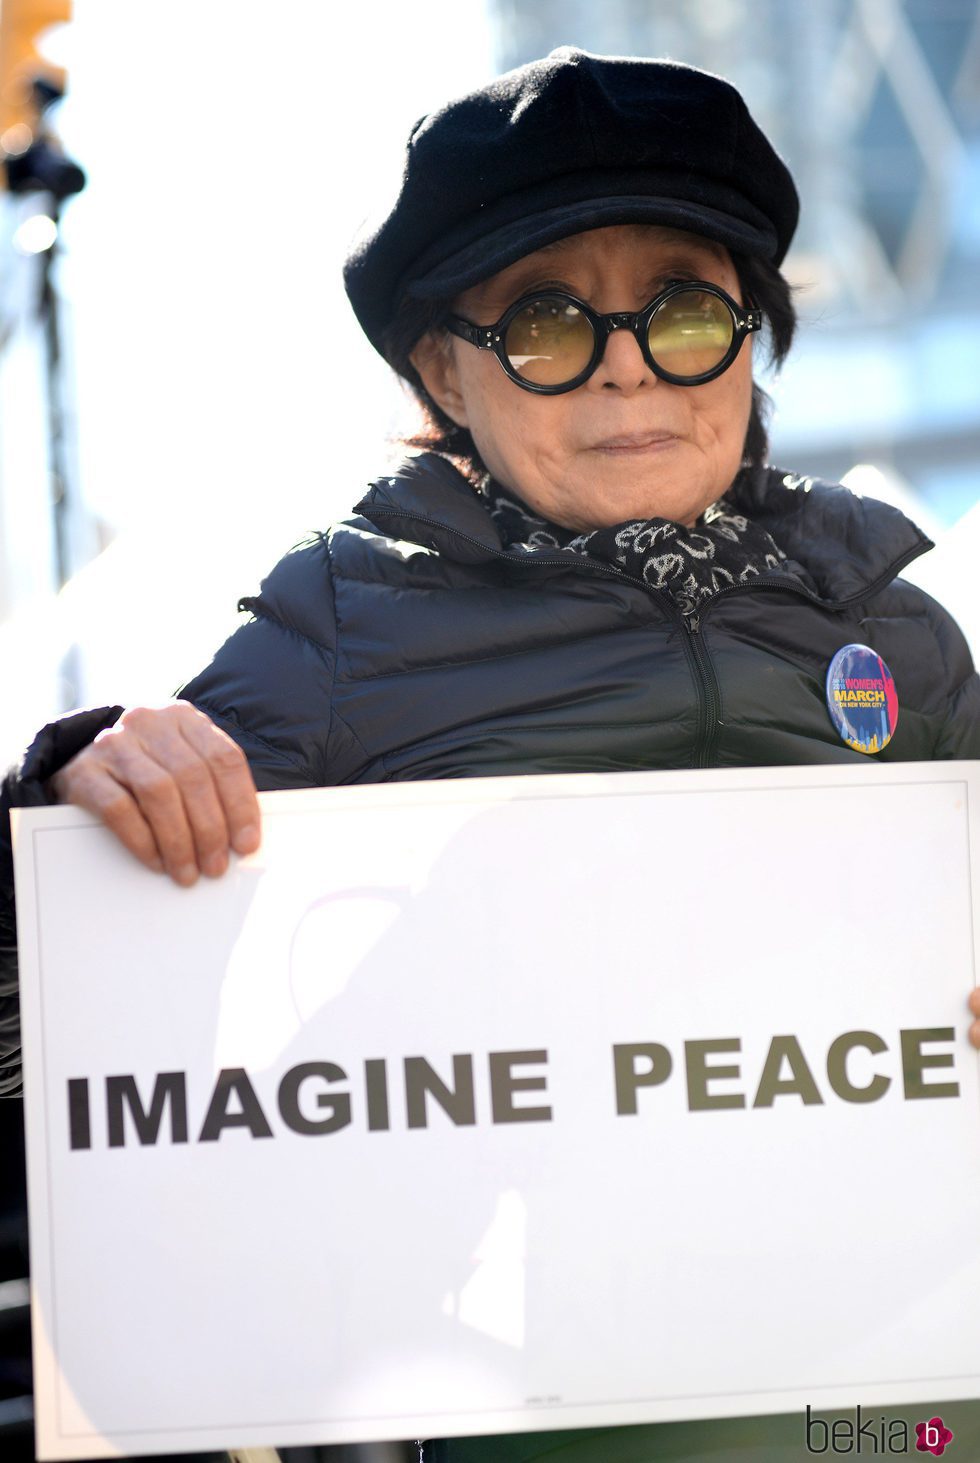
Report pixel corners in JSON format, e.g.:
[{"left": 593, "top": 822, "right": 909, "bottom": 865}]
[
  {"left": 969, "top": 989, "right": 980, "bottom": 1050},
  {"left": 49, "top": 702, "right": 260, "bottom": 886}
]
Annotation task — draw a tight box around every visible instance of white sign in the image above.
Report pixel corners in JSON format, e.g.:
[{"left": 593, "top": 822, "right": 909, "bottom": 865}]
[{"left": 13, "top": 764, "right": 980, "bottom": 1460}]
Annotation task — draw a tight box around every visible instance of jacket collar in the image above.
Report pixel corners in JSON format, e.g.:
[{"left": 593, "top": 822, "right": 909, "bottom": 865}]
[
  {"left": 732, "top": 464, "right": 933, "bottom": 603},
  {"left": 355, "top": 453, "right": 933, "bottom": 605},
  {"left": 354, "top": 455, "right": 507, "bottom": 564}
]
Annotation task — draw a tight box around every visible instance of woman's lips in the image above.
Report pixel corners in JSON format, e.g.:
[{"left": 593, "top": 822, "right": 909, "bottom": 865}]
[{"left": 589, "top": 432, "right": 680, "bottom": 454}]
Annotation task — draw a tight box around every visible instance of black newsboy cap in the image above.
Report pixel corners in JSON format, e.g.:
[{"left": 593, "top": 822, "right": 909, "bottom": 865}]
[{"left": 343, "top": 47, "right": 800, "bottom": 359}]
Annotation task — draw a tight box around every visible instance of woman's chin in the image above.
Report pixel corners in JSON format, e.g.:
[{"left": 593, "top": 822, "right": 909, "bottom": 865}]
[{"left": 582, "top": 475, "right": 714, "bottom": 529}]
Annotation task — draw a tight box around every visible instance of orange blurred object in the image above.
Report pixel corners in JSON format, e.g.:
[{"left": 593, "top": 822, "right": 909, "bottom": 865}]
[{"left": 0, "top": 0, "right": 71, "bottom": 139}]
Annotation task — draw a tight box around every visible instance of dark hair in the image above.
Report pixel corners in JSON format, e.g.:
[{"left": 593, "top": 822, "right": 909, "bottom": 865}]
[
  {"left": 382, "top": 252, "right": 797, "bottom": 482},
  {"left": 733, "top": 252, "right": 797, "bottom": 469}
]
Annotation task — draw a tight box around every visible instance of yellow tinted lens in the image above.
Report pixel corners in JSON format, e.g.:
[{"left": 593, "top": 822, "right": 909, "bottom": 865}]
[
  {"left": 647, "top": 290, "right": 734, "bottom": 378},
  {"left": 503, "top": 297, "right": 594, "bottom": 385}
]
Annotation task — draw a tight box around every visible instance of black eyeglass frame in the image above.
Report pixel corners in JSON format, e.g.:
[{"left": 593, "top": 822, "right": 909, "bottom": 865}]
[{"left": 445, "top": 280, "right": 763, "bottom": 394}]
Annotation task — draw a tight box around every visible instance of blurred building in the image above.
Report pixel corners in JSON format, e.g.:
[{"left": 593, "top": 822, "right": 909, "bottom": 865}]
[{"left": 489, "top": 0, "right": 980, "bottom": 524}]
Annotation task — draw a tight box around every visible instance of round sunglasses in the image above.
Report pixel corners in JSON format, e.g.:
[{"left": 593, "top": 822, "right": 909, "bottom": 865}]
[{"left": 446, "top": 280, "right": 762, "bottom": 394}]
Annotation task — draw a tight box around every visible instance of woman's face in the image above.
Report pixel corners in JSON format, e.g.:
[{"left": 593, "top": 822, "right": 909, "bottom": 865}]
[{"left": 412, "top": 224, "right": 754, "bottom": 531}]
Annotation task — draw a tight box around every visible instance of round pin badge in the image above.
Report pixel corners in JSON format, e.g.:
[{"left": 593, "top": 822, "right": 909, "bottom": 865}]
[{"left": 825, "top": 643, "right": 899, "bottom": 755}]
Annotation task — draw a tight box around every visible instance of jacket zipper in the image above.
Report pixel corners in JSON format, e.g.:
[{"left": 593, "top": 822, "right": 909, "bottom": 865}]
[
  {"left": 682, "top": 613, "right": 719, "bottom": 767},
  {"left": 359, "top": 504, "right": 931, "bottom": 769}
]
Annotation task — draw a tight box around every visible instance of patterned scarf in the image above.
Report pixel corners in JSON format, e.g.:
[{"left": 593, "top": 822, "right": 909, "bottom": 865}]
[{"left": 484, "top": 477, "right": 788, "bottom": 618}]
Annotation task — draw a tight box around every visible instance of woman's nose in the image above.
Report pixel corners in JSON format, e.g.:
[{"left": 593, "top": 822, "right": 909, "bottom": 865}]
[{"left": 589, "top": 323, "right": 659, "bottom": 393}]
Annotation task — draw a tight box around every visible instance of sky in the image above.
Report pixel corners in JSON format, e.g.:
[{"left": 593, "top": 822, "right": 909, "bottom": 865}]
[{"left": 54, "top": 0, "right": 494, "bottom": 535}]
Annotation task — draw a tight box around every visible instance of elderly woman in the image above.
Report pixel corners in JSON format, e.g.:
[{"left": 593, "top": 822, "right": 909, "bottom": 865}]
[{"left": 2, "top": 45, "right": 980, "bottom": 1462}]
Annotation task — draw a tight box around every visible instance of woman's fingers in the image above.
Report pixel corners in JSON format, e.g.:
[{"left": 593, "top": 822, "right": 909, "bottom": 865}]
[
  {"left": 969, "top": 988, "right": 980, "bottom": 1050},
  {"left": 176, "top": 706, "right": 261, "bottom": 858},
  {"left": 50, "top": 703, "right": 260, "bottom": 885},
  {"left": 102, "top": 725, "right": 217, "bottom": 884},
  {"left": 50, "top": 753, "right": 169, "bottom": 874}
]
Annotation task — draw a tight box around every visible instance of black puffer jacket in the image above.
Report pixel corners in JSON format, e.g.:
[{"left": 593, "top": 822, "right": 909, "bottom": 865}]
[
  {"left": 180, "top": 452, "right": 980, "bottom": 776},
  {"left": 2, "top": 452, "right": 980, "bottom": 1098}
]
